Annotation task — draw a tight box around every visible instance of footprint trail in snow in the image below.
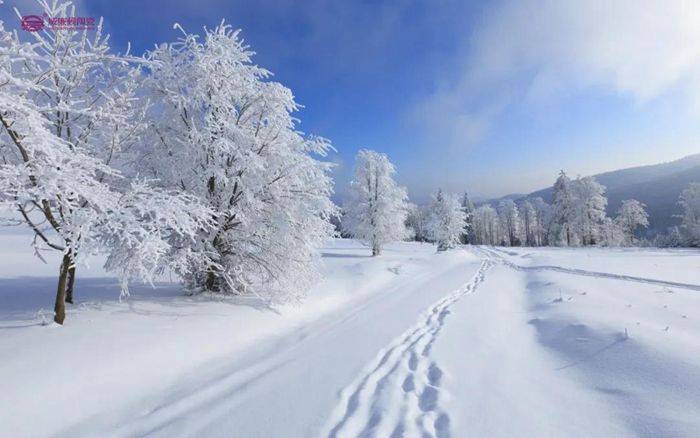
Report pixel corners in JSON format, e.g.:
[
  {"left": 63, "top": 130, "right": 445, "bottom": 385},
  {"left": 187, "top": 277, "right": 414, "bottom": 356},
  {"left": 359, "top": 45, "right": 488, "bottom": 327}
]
[{"left": 324, "top": 259, "right": 493, "bottom": 438}]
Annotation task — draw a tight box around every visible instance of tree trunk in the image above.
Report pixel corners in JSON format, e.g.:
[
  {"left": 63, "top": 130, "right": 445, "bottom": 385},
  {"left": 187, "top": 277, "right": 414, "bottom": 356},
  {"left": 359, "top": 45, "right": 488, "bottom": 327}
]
[
  {"left": 372, "top": 242, "right": 381, "bottom": 256},
  {"left": 205, "top": 269, "right": 219, "bottom": 292},
  {"left": 53, "top": 254, "right": 71, "bottom": 325},
  {"left": 65, "top": 265, "right": 76, "bottom": 304}
]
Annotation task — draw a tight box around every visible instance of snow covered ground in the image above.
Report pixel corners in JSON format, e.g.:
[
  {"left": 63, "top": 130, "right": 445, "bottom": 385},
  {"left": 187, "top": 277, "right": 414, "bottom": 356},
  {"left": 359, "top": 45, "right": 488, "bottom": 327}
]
[{"left": 1, "top": 237, "right": 699, "bottom": 437}]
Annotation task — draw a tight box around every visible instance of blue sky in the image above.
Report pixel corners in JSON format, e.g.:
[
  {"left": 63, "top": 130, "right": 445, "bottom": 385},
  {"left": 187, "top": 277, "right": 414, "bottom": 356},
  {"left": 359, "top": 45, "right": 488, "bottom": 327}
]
[{"left": 4, "top": 0, "right": 700, "bottom": 201}]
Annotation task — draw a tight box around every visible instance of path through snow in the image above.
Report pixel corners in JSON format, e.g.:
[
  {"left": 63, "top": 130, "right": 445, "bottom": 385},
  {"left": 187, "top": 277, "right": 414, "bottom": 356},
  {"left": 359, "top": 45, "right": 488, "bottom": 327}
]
[{"left": 324, "top": 260, "right": 492, "bottom": 438}]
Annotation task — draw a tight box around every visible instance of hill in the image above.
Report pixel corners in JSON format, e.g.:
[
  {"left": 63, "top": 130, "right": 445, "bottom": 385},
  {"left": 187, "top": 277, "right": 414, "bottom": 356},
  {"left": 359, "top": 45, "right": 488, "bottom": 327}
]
[{"left": 491, "top": 153, "right": 700, "bottom": 235}]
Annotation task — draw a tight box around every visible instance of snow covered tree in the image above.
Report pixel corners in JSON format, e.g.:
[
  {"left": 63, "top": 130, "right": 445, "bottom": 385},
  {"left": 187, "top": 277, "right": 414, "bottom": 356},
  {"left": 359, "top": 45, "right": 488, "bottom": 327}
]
[
  {"left": 679, "top": 183, "right": 700, "bottom": 246},
  {"left": 655, "top": 226, "right": 684, "bottom": 248},
  {"left": 615, "top": 199, "right": 649, "bottom": 245},
  {"left": 498, "top": 199, "right": 521, "bottom": 246},
  {"left": 139, "top": 23, "right": 336, "bottom": 301},
  {"left": 600, "top": 217, "right": 625, "bottom": 246},
  {"left": 406, "top": 202, "right": 429, "bottom": 242},
  {"left": 520, "top": 200, "right": 537, "bottom": 246},
  {"left": 532, "top": 197, "right": 552, "bottom": 246},
  {"left": 551, "top": 171, "right": 577, "bottom": 246},
  {"left": 343, "top": 150, "right": 408, "bottom": 255},
  {"left": 0, "top": 1, "right": 208, "bottom": 324},
  {"left": 460, "top": 192, "right": 475, "bottom": 244},
  {"left": 426, "top": 190, "right": 466, "bottom": 251},
  {"left": 343, "top": 149, "right": 409, "bottom": 256},
  {"left": 472, "top": 205, "right": 500, "bottom": 245},
  {"left": 573, "top": 176, "right": 607, "bottom": 245}
]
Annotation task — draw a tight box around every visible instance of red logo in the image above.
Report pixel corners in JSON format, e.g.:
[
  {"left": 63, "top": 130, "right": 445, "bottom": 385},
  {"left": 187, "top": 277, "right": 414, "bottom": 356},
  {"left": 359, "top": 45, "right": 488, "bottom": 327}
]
[{"left": 21, "top": 15, "right": 44, "bottom": 32}]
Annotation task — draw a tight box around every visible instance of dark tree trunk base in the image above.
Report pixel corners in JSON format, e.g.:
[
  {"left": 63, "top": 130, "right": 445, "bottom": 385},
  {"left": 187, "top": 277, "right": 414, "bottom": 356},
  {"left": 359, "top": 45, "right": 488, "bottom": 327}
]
[{"left": 54, "top": 254, "right": 70, "bottom": 325}]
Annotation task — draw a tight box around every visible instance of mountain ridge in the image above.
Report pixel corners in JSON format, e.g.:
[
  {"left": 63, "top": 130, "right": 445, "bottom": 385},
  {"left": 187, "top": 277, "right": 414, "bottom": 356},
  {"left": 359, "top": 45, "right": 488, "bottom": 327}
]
[{"left": 485, "top": 153, "right": 700, "bottom": 235}]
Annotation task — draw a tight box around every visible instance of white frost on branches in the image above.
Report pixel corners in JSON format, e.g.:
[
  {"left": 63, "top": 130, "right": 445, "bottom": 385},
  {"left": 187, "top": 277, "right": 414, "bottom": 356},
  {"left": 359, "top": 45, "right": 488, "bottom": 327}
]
[
  {"left": 0, "top": 1, "right": 214, "bottom": 323},
  {"left": 426, "top": 190, "right": 466, "bottom": 251},
  {"left": 679, "top": 183, "right": 700, "bottom": 246},
  {"left": 138, "top": 23, "right": 336, "bottom": 302},
  {"left": 615, "top": 199, "right": 649, "bottom": 245},
  {"left": 342, "top": 149, "right": 408, "bottom": 256}
]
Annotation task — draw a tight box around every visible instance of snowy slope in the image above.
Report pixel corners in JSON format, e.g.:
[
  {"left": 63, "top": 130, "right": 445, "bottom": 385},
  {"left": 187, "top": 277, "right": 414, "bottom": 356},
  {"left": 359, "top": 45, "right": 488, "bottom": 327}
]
[
  {"left": 1, "top": 238, "right": 699, "bottom": 437},
  {"left": 0, "top": 237, "right": 481, "bottom": 437}
]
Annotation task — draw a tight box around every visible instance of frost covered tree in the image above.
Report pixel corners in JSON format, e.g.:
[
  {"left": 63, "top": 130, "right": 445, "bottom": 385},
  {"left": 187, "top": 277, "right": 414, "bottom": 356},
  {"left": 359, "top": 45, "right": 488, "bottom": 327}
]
[
  {"left": 615, "top": 199, "right": 649, "bottom": 245},
  {"left": 139, "top": 23, "right": 336, "bottom": 301},
  {"left": 551, "top": 171, "right": 577, "bottom": 246},
  {"left": 599, "top": 217, "right": 625, "bottom": 246},
  {"left": 406, "top": 202, "right": 429, "bottom": 242},
  {"left": 532, "top": 197, "right": 552, "bottom": 246},
  {"left": 520, "top": 200, "right": 537, "bottom": 246},
  {"left": 573, "top": 176, "right": 607, "bottom": 245},
  {"left": 426, "top": 190, "right": 466, "bottom": 251},
  {"left": 460, "top": 192, "right": 474, "bottom": 244},
  {"left": 679, "top": 183, "right": 700, "bottom": 246},
  {"left": 472, "top": 205, "right": 500, "bottom": 245},
  {"left": 343, "top": 149, "right": 408, "bottom": 256},
  {"left": 498, "top": 199, "right": 521, "bottom": 246},
  {"left": 655, "top": 226, "right": 685, "bottom": 248},
  {"left": 0, "top": 1, "right": 208, "bottom": 323}
]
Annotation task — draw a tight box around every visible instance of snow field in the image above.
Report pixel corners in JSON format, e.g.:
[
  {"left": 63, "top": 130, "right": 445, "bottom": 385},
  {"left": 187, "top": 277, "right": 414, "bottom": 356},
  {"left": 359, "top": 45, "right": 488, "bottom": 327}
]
[{"left": 1, "top": 239, "right": 699, "bottom": 437}]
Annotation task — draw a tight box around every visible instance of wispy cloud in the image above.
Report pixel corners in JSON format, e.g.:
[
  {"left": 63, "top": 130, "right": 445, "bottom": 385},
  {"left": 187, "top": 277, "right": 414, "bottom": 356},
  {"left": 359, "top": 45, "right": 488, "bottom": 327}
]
[{"left": 414, "top": 0, "right": 700, "bottom": 149}]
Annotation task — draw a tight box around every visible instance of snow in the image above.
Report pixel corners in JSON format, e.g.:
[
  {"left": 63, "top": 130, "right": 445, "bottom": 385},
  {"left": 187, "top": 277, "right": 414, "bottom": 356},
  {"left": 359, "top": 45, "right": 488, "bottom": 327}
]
[
  {"left": 1, "top": 237, "right": 700, "bottom": 437},
  {"left": 489, "top": 245, "right": 700, "bottom": 285}
]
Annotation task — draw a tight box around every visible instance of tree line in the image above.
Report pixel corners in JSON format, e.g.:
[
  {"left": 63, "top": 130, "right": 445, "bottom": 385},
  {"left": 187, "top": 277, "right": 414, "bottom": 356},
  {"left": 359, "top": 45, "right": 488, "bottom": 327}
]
[
  {"left": 403, "top": 171, "right": 700, "bottom": 249},
  {"left": 468, "top": 172, "right": 650, "bottom": 247}
]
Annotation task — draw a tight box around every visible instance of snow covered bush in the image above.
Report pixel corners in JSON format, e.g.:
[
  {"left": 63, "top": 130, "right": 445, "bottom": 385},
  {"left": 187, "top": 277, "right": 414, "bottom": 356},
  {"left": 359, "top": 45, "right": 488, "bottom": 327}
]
[
  {"left": 653, "top": 226, "right": 685, "bottom": 248},
  {"left": 138, "top": 23, "right": 336, "bottom": 301},
  {"left": 0, "top": 1, "right": 209, "bottom": 323},
  {"left": 342, "top": 149, "right": 409, "bottom": 256},
  {"left": 426, "top": 190, "right": 466, "bottom": 251}
]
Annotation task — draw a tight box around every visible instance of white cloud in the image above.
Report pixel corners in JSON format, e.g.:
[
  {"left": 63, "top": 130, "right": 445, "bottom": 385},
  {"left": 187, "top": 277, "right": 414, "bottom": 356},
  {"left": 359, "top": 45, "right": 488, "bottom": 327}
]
[
  {"left": 473, "top": 0, "right": 700, "bottom": 100},
  {"left": 415, "top": 0, "right": 700, "bottom": 148}
]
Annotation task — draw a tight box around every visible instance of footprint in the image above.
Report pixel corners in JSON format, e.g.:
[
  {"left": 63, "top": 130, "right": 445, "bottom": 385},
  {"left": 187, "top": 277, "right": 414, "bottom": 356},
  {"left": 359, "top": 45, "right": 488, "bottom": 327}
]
[
  {"left": 438, "top": 309, "right": 451, "bottom": 323},
  {"left": 390, "top": 423, "right": 405, "bottom": 438},
  {"left": 402, "top": 374, "right": 415, "bottom": 392},
  {"left": 365, "top": 411, "right": 382, "bottom": 431},
  {"left": 419, "top": 387, "right": 439, "bottom": 412},
  {"left": 428, "top": 363, "right": 443, "bottom": 387},
  {"left": 421, "top": 340, "right": 434, "bottom": 357},
  {"left": 434, "top": 413, "right": 451, "bottom": 438},
  {"left": 408, "top": 351, "right": 418, "bottom": 371}
]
